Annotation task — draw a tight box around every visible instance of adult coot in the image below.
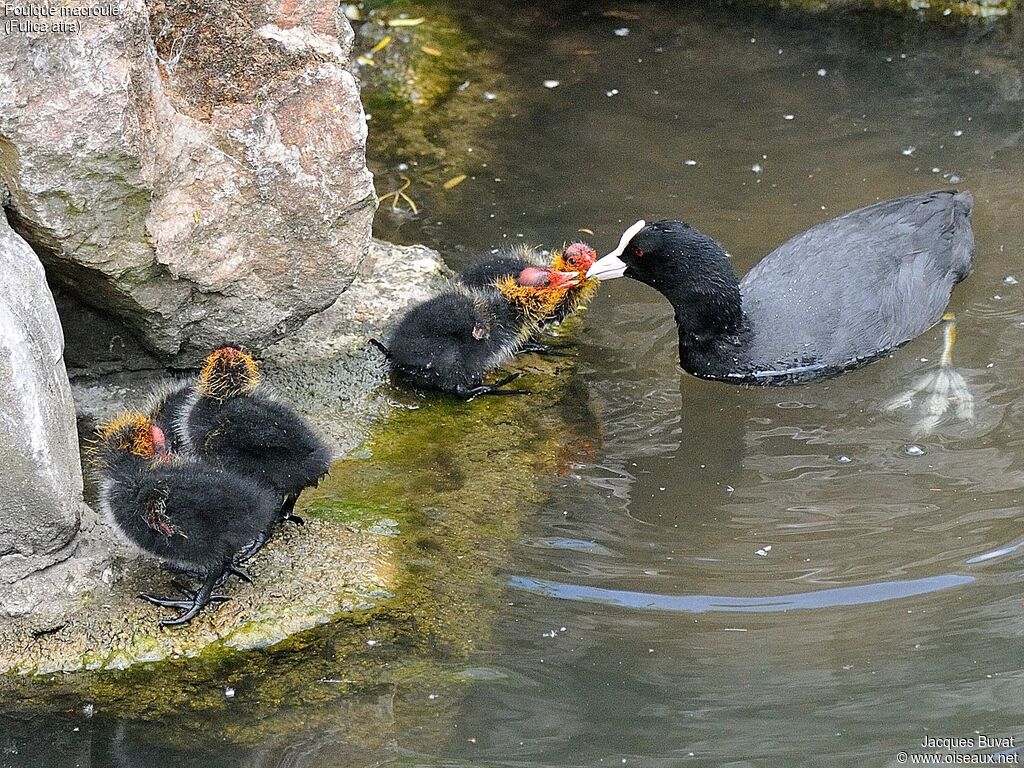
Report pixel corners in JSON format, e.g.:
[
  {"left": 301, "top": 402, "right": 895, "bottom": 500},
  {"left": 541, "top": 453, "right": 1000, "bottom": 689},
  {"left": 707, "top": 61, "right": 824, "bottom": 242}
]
[{"left": 587, "top": 190, "right": 974, "bottom": 395}]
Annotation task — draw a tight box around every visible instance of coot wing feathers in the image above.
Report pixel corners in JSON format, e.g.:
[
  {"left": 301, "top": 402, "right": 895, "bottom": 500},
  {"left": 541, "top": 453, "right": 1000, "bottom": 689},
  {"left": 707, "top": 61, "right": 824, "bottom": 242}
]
[{"left": 738, "top": 190, "right": 973, "bottom": 372}]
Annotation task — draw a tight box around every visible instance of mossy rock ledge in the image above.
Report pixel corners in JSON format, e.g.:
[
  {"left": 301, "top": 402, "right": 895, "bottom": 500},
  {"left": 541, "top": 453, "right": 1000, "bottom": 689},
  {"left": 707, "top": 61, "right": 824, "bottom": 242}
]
[{"left": 0, "top": 237, "right": 598, "bottom": 756}]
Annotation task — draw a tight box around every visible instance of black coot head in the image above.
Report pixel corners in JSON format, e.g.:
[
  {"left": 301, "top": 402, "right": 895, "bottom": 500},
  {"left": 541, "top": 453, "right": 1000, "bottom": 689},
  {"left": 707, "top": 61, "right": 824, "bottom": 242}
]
[{"left": 625, "top": 220, "right": 719, "bottom": 281}]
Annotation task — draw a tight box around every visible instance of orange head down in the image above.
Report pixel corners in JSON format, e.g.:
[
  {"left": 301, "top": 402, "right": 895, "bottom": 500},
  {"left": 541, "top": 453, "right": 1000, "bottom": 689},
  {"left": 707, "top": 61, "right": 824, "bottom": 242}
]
[
  {"left": 496, "top": 267, "right": 581, "bottom": 323},
  {"left": 550, "top": 241, "right": 600, "bottom": 317},
  {"left": 197, "top": 346, "right": 261, "bottom": 400},
  {"left": 554, "top": 242, "right": 598, "bottom": 276},
  {"left": 94, "top": 411, "right": 167, "bottom": 465}
]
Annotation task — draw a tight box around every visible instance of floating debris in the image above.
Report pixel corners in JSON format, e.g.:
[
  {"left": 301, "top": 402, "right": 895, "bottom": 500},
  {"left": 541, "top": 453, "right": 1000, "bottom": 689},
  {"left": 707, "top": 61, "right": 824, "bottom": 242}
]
[
  {"left": 902, "top": 146, "right": 916, "bottom": 156},
  {"left": 783, "top": 114, "right": 795, "bottom": 120},
  {"left": 817, "top": 68, "right": 827, "bottom": 76},
  {"left": 578, "top": 227, "right": 595, "bottom": 235},
  {"left": 751, "top": 163, "right": 763, "bottom": 174},
  {"left": 388, "top": 17, "right": 425, "bottom": 27},
  {"left": 543, "top": 79, "right": 560, "bottom": 89},
  {"left": 606, "top": 88, "right": 619, "bottom": 97},
  {"left": 613, "top": 27, "right": 630, "bottom": 36},
  {"left": 953, "top": 129, "right": 963, "bottom": 137},
  {"left": 420, "top": 45, "right": 442, "bottom": 57},
  {"left": 755, "top": 545, "right": 772, "bottom": 557},
  {"left": 904, "top": 444, "right": 926, "bottom": 457},
  {"left": 224, "top": 687, "right": 235, "bottom": 698},
  {"left": 836, "top": 455, "right": 852, "bottom": 464},
  {"left": 684, "top": 159, "right": 697, "bottom": 166},
  {"left": 602, "top": 9, "right": 641, "bottom": 19},
  {"left": 484, "top": 91, "right": 497, "bottom": 101},
  {"left": 1004, "top": 276, "right": 1018, "bottom": 285},
  {"left": 368, "top": 35, "right": 392, "bottom": 55},
  {"left": 442, "top": 174, "right": 468, "bottom": 190}
]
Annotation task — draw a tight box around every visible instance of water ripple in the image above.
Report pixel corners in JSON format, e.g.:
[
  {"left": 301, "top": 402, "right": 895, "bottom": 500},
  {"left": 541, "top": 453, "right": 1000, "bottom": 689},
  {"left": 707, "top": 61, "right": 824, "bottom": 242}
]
[{"left": 508, "top": 574, "right": 974, "bottom": 613}]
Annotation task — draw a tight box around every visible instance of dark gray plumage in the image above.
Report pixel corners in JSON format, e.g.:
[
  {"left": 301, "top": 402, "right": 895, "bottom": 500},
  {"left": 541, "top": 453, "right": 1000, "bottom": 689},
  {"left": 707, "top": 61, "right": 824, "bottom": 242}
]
[{"left": 589, "top": 190, "right": 974, "bottom": 384}]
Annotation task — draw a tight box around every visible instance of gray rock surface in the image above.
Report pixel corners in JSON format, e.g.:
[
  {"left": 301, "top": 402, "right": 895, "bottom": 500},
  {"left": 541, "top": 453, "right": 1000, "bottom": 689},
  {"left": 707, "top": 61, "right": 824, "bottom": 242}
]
[
  {"left": 0, "top": 0, "right": 375, "bottom": 363},
  {"left": 0, "top": 213, "right": 107, "bottom": 620}
]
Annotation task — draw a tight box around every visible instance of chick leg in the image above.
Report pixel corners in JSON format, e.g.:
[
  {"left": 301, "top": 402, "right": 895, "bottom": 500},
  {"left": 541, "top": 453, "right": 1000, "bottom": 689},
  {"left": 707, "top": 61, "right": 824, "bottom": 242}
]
[
  {"left": 517, "top": 341, "right": 574, "bottom": 358},
  {"left": 885, "top": 314, "right": 974, "bottom": 435},
  {"left": 236, "top": 529, "right": 271, "bottom": 564},
  {"left": 455, "top": 373, "right": 530, "bottom": 399},
  {"left": 278, "top": 494, "right": 304, "bottom": 526}
]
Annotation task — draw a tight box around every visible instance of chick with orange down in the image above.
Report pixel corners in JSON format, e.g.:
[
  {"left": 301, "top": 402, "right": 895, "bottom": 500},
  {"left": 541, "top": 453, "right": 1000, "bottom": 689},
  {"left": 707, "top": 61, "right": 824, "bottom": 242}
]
[
  {"left": 458, "top": 242, "right": 599, "bottom": 354},
  {"left": 172, "top": 347, "right": 333, "bottom": 527},
  {"left": 376, "top": 265, "right": 582, "bottom": 398},
  {"left": 93, "top": 412, "right": 279, "bottom": 627}
]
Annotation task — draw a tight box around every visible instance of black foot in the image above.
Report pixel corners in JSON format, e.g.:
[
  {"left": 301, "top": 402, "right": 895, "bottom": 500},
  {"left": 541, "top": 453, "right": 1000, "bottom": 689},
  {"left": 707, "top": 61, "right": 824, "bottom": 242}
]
[
  {"left": 368, "top": 338, "right": 391, "bottom": 358},
  {"left": 141, "top": 563, "right": 230, "bottom": 627},
  {"left": 139, "top": 592, "right": 229, "bottom": 610},
  {"left": 168, "top": 580, "right": 232, "bottom": 602},
  {"left": 518, "top": 342, "right": 574, "bottom": 357},
  {"left": 455, "top": 373, "right": 531, "bottom": 400},
  {"left": 227, "top": 564, "right": 252, "bottom": 584}
]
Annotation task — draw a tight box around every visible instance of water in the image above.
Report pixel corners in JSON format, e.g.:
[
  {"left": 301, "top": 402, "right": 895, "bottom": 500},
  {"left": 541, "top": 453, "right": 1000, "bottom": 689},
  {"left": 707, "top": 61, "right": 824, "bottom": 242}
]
[{"left": 6, "top": 2, "right": 1024, "bottom": 766}]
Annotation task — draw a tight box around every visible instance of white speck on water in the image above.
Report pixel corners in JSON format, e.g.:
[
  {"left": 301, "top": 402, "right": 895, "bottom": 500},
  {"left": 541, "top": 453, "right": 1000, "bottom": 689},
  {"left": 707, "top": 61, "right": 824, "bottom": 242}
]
[
  {"left": 751, "top": 163, "right": 763, "bottom": 174},
  {"left": 1004, "top": 276, "right": 1018, "bottom": 285},
  {"left": 458, "top": 80, "right": 471, "bottom": 91},
  {"left": 684, "top": 159, "right": 697, "bottom": 166},
  {"left": 82, "top": 703, "right": 95, "bottom": 718},
  {"left": 725, "top": 485, "right": 735, "bottom": 494},
  {"left": 817, "top": 68, "right": 827, "bottom": 76},
  {"left": 543, "top": 79, "right": 560, "bottom": 89},
  {"left": 755, "top": 545, "right": 772, "bottom": 557},
  {"left": 750, "top": 37, "right": 756, "bottom": 43},
  {"left": 905, "top": 444, "right": 926, "bottom": 457},
  {"left": 902, "top": 146, "right": 916, "bottom": 156},
  {"left": 483, "top": 91, "right": 497, "bottom": 101},
  {"left": 366, "top": 639, "right": 378, "bottom": 646},
  {"left": 397, "top": 162, "right": 409, "bottom": 171},
  {"left": 837, "top": 455, "right": 852, "bottom": 464},
  {"left": 784, "top": 114, "right": 795, "bottom": 120},
  {"left": 993, "top": 295, "right": 1002, "bottom": 301},
  {"left": 428, "top": 693, "right": 438, "bottom": 700},
  {"left": 931, "top": 167, "right": 941, "bottom": 173},
  {"left": 953, "top": 129, "right": 963, "bottom": 136},
  {"left": 943, "top": 7, "right": 952, "bottom": 13},
  {"left": 614, "top": 27, "right": 630, "bottom": 36},
  {"left": 224, "top": 687, "right": 235, "bottom": 698},
  {"left": 948, "top": 175, "right": 961, "bottom": 183},
  {"left": 606, "top": 89, "right": 619, "bottom": 97}
]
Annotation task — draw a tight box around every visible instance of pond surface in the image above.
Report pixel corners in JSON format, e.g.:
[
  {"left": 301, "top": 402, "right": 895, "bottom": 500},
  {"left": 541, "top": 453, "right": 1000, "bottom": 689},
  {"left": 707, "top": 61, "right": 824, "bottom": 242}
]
[{"left": 6, "top": 2, "right": 1024, "bottom": 766}]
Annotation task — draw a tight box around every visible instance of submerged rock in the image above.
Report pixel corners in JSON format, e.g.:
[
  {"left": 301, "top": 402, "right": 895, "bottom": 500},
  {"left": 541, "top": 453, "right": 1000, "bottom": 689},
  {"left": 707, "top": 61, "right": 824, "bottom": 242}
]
[
  {"left": 0, "top": 213, "right": 108, "bottom": 621},
  {"left": 0, "top": 0, "right": 375, "bottom": 363}
]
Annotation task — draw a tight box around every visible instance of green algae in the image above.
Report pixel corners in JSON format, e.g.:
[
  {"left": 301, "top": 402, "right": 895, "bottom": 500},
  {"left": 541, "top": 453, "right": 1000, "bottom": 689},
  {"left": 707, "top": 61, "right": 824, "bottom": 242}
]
[
  {"left": 0, "top": 351, "right": 599, "bottom": 754},
  {"left": 351, "top": 0, "right": 508, "bottom": 213}
]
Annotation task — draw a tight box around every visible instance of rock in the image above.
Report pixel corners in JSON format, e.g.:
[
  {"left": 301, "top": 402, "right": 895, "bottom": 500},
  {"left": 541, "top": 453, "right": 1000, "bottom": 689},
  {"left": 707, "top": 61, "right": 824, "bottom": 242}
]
[
  {"left": 0, "top": 0, "right": 375, "bottom": 364},
  {"left": 0, "top": 212, "right": 107, "bottom": 619}
]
